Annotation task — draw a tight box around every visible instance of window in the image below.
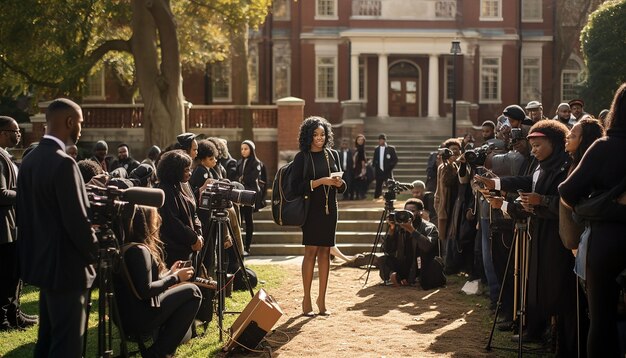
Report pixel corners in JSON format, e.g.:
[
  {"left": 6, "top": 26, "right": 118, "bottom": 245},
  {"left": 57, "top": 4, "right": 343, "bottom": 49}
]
[
  {"left": 273, "top": 42, "right": 291, "bottom": 101},
  {"left": 358, "top": 57, "right": 366, "bottom": 100},
  {"left": 444, "top": 57, "right": 454, "bottom": 101},
  {"left": 480, "top": 0, "right": 502, "bottom": 20},
  {"left": 85, "top": 66, "right": 105, "bottom": 99},
  {"left": 521, "top": 57, "right": 541, "bottom": 104},
  {"left": 522, "top": 0, "right": 542, "bottom": 22},
  {"left": 480, "top": 57, "right": 501, "bottom": 102},
  {"left": 561, "top": 58, "right": 582, "bottom": 102},
  {"left": 212, "top": 61, "right": 231, "bottom": 102},
  {"left": 272, "top": 0, "right": 290, "bottom": 20},
  {"left": 316, "top": 56, "right": 337, "bottom": 101},
  {"left": 248, "top": 43, "right": 259, "bottom": 103},
  {"left": 316, "top": 0, "right": 337, "bottom": 19}
]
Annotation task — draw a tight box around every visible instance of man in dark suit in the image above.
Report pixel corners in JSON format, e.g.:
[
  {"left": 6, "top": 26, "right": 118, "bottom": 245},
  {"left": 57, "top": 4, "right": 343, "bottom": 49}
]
[
  {"left": 372, "top": 133, "right": 398, "bottom": 199},
  {"left": 0, "top": 116, "right": 37, "bottom": 331},
  {"left": 17, "top": 99, "right": 98, "bottom": 357},
  {"left": 337, "top": 138, "right": 354, "bottom": 200}
]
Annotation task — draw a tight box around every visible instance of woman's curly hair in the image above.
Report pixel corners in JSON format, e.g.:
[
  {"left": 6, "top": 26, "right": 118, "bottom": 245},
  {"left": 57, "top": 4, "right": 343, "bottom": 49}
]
[
  {"left": 528, "top": 119, "right": 570, "bottom": 153},
  {"left": 196, "top": 139, "right": 218, "bottom": 161},
  {"left": 157, "top": 150, "right": 191, "bottom": 184},
  {"left": 606, "top": 82, "right": 626, "bottom": 130},
  {"left": 298, "top": 116, "right": 334, "bottom": 152}
]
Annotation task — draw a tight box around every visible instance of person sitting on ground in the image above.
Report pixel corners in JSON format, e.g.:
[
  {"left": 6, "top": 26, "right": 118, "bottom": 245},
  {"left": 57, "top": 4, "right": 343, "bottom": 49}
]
[
  {"left": 379, "top": 199, "right": 440, "bottom": 288},
  {"left": 113, "top": 206, "right": 201, "bottom": 358}
]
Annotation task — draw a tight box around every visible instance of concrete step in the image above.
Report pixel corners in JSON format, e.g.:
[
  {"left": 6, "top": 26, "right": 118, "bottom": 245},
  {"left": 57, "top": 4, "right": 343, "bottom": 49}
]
[
  {"left": 254, "top": 207, "right": 385, "bottom": 221},
  {"left": 252, "top": 231, "right": 377, "bottom": 245},
  {"left": 248, "top": 243, "right": 378, "bottom": 256},
  {"left": 255, "top": 219, "right": 381, "bottom": 232}
]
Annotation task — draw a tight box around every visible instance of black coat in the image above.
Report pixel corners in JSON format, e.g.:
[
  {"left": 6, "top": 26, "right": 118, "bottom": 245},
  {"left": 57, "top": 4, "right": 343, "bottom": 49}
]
[
  {"left": 236, "top": 157, "right": 263, "bottom": 211},
  {"left": 0, "top": 148, "right": 17, "bottom": 244},
  {"left": 501, "top": 151, "right": 576, "bottom": 319},
  {"left": 16, "top": 138, "right": 98, "bottom": 290},
  {"left": 373, "top": 145, "right": 398, "bottom": 176}
]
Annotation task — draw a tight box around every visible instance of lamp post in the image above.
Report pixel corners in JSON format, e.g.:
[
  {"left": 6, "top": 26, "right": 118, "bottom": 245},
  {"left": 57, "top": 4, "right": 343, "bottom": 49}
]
[{"left": 450, "top": 40, "right": 461, "bottom": 138}]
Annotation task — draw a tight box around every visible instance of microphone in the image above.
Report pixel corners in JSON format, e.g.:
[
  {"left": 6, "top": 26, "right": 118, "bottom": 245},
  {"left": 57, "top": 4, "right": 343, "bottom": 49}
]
[{"left": 120, "top": 187, "right": 165, "bottom": 208}]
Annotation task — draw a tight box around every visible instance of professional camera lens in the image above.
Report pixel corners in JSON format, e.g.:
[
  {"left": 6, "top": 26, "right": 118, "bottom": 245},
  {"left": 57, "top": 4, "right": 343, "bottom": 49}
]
[{"left": 393, "top": 209, "right": 414, "bottom": 224}]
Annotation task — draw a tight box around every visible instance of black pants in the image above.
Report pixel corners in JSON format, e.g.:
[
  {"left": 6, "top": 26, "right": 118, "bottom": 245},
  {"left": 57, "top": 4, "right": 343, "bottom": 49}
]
[
  {"left": 35, "top": 288, "right": 90, "bottom": 358},
  {"left": 240, "top": 206, "right": 254, "bottom": 251},
  {"left": 374, "top": 169, "right": 391, "bottom": 198},
  {"left": 0, "top": 242, "right": 21, "bottom": 327}
]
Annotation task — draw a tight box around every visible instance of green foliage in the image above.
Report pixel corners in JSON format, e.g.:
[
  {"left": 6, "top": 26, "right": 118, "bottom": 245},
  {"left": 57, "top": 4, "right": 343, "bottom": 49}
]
[
  {"left": 0, "top": 264, "right": 286, "bottom": 357},
  {"left": 0, "top": 0, "right": 271, "bottom": 101},
  {"left": 580, "top": 0, "right": 626, "bottom": 114}
]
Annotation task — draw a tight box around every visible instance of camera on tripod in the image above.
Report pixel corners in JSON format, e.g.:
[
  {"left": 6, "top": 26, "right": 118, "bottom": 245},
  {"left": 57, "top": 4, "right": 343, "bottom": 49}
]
[{"left": 199, "top": 180, "right": 256, "bottom": 211}]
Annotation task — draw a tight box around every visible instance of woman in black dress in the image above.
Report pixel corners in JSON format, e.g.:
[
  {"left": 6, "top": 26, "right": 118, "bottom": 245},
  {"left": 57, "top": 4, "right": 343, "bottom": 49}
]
[
  {"left": 236, "top": 140, "right": 264, "bottom": 254},
  {"left": 560, "top": 83, "right": 626, "bottom": 356},
  {"left": 290, "top": 117, "right": 345, "bottom": 316}
]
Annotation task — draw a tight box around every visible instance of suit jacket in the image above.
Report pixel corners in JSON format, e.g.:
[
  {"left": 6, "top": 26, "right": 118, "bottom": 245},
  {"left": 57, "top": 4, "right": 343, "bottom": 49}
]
[
  {"left": 337, "top": 148, "right": 354, "bottom": 174},
  {"left": 0, "top": 148, "right": 17, "bottom": 244},
  {"left": 16, "top": 138, "right": 98, "bottom": 290},
  {"left": 373, "top": 145, "right": 398, "bottom": 175}
]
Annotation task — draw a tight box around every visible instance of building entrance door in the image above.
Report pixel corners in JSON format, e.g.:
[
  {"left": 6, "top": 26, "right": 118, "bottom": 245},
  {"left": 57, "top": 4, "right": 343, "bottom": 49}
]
[{"left": 388, "top": 61, "right": 420, "bottom": 117}]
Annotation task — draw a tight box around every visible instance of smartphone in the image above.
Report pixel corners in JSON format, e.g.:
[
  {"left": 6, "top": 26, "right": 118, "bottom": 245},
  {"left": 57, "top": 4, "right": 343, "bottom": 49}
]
[
  {"left": 330, "top": 171, "right": 344, "bottom": 178},
  {"left": 180, "top": 260, "right": 193, "bottom": 268},
  {"left": 488, "top": 189, "right": 501, "bottom": 196}
]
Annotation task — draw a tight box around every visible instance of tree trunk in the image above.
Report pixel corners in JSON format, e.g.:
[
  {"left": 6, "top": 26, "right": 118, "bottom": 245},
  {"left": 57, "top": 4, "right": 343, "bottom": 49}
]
[
  {"left": 230, "top": 25, "right": 253, "bottom": 142},
  {"left": 131, "top": 0, "right": 185, "bottom": 151}
]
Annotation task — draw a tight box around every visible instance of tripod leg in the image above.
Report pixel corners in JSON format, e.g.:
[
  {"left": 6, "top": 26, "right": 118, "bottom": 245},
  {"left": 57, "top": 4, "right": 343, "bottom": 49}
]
[
  {"left": 82, "top": 289, "right": 92, "bottom": 358},
  {"left": 215, "top": 220, "right": 225, "bottom": 342},
  {"left": 486, "top": 231, "right": 517, "bottom": 350},
  {"left": 362, "top": 210, "right": 388, "bottom": 286},
  {"left": 225, "top": 218, "right": 255, "bottom": 298}
]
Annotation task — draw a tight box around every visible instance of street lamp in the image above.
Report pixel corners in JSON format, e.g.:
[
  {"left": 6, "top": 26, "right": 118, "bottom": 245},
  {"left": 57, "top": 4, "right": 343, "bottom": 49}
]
[{"left": 450, "top": 40, "right": 461, "bottom": 138}]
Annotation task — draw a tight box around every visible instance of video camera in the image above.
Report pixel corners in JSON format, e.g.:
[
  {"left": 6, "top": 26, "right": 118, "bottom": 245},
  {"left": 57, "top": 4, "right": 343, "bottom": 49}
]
[
  {"left": 464, "top": 143, "right": 496, "bottom": 166},
  {"left": 199, "top": 180, "right": 256, "bottom": 211},
  {"left": 388, "top": 209, "right": 415, "bottom": 224},
  {"left": 86, "top": 185, "right": 165, "bottom": 227},
  {"left": 439, "top": 147, "right": 453, "bottom": 161}
]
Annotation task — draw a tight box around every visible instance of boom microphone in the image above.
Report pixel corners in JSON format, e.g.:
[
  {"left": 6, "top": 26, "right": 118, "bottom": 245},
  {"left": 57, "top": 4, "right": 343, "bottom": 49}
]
[{"left": 120, "top": 187, "right": 165, "bottom": 208}]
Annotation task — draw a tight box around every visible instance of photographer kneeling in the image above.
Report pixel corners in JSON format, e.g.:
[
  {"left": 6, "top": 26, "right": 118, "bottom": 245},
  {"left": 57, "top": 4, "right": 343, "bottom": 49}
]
[
  {"left": 379, "top": 199, "right": 444, "bottom": 289},
  {"left": 114, "top": 206, "right": 202, "bottom": 357}
]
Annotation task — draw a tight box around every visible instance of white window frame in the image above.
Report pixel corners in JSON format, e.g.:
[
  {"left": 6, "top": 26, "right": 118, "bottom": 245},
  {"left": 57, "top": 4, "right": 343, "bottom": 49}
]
[
  {"left": 521, "top": 56, "right": 541, "bottom": 105},
  {"left": 315, "top": 0, "right": 338, "bottom": 20},
  {"left": 273, "top": 41, "right": 291, "bottom": 101},
  {"left": 358, "top": 57, "right": 367, "bottom": 101},
  {"left": 212, "top": 61, "right": 232, "bottom": 103},
  {"left": 561, "top": 56, "right": 584, "bottom": 103},
  {"left": 272, "top": 0, "right": 290, "bottom": 20},
  {"left": 316, "top": 56, "right": 338, "bottom": 102},
  {"left": 479, "top": 56, "right": 502, "bottom": 103},
  {"left": 521, "top": 0, "right": 543, "bottom": 23},
  {"left": 248, "top": 43, "right": 259, "bottom": 103},
  {"left": 479, "top": 0, "right": 503, "bottom": 21},
  {"left": 84, "top": 66, "right": 106, "bottom": 100}
]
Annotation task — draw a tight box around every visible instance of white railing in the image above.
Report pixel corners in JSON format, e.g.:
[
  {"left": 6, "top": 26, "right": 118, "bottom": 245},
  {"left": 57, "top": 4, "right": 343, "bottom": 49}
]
[{"left": 352, "top": 0, "right": 456, "bottom": 20}]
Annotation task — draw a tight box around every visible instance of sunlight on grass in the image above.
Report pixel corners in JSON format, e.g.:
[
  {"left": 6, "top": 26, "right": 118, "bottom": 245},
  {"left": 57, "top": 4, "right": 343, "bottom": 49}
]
[{"left": 0, "top": 265, "right": 286, "bottom": 358}]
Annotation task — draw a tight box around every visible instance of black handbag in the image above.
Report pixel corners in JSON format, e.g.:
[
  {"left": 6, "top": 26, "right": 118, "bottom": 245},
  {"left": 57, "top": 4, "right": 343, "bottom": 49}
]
[{"left": 574, "top": 176, "right": 626, "bottom": 223}]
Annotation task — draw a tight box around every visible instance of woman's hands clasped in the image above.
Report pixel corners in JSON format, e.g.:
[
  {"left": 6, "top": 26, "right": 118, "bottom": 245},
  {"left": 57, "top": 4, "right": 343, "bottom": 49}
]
[{"left": 168, "top": 260, "right": 195, "bottom": 283}]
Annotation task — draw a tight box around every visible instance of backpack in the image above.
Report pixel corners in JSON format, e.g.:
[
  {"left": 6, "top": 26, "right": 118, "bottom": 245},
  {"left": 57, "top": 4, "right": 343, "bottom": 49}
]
[{"left": 271, "top": 154, "right": 310, "bottom": 226}]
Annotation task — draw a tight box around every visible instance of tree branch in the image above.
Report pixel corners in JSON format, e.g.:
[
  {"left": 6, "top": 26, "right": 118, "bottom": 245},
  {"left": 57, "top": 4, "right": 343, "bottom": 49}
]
[
  {"left": 88, "top": 39, "right": 133, "bottom": 65},
  {"left": 0, "top": 56, "right": 60, "bottom": 88}
]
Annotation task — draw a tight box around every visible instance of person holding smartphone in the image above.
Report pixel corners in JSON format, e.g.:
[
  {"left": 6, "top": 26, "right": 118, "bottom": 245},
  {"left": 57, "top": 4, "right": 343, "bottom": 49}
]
[{"left": 474, "top": 120, "right": 578, "bottom": 355}]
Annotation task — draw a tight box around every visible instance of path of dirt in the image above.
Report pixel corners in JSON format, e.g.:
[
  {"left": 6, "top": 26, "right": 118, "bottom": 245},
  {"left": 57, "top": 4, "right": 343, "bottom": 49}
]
[{"left": 226, "top": 263, "right": 506, "bottom": 358}]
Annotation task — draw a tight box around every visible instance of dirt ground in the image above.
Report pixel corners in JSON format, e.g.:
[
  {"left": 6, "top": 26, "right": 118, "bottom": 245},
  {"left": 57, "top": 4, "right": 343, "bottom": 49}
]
[{"left": 224, "top": 263, "right": 506, "bottom": 358}]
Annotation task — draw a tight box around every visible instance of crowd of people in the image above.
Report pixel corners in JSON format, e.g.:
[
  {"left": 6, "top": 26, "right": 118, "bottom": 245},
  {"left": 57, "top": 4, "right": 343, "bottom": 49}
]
[
  {"left": 0, "top": 98, "right": 271, "bottom": 357},
  {"left": 1, "top": 88, "right": 626, "bottom": 357}
]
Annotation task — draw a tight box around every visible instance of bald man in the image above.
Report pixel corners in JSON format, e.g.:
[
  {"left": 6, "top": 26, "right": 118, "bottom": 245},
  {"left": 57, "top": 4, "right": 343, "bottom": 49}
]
[{"left": 16, "top": 98, "right": 98, "bottom": 357}]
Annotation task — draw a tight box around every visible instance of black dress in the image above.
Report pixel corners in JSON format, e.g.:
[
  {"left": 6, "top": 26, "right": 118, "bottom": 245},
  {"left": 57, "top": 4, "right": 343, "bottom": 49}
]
[{"left": 291, "top": 149, "right": 345, "bottom": 247}]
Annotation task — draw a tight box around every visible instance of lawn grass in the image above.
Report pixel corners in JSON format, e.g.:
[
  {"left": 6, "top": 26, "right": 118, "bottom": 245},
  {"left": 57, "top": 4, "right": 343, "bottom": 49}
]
[{"left": 0, "top": 264, "right": 286, "bottom": 357}]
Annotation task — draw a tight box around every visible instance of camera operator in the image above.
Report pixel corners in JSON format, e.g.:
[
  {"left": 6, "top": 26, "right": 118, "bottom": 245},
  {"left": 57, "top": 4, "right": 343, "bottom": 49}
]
[
  {"left": 475, "top": 120, "right": 577, "bottom": 354},
  {"left": 379, "top": 199, "right": 440, "bottom": 288},
  {"left": 114, "top": 206, "right": 201, "bottom": 358},
  {"left": 16, "top": 99, "right": 99, "bottom": 357},
  {"left": 434, "top": 138, "right": 462, "bottom": 259},
  {"left": 411, "top": 180, "right": 436, "bottom": 224}
]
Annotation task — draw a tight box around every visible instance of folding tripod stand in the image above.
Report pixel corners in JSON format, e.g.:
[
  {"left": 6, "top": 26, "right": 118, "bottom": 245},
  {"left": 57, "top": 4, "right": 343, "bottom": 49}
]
[
  {"left": 200, "top": 208, "right": 254, "bottom": 342},
  {"left": 485, "top": 219, "right": 532, "bottom": 357},
  {"left": 362, "top": 191, "right": 396, "bottom": 286}
]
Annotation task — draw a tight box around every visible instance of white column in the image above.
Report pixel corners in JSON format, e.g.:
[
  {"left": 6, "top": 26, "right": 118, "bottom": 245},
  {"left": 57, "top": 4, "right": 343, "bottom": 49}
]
[
  {"left": 427, "top": 54, "right": 440, "bottom": 118},
  {"left": 377, "top": 53, "right": 388, "bottom": 117},
  {"left": 351, "top": 54, "right": 360, "bottom": 101}
]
